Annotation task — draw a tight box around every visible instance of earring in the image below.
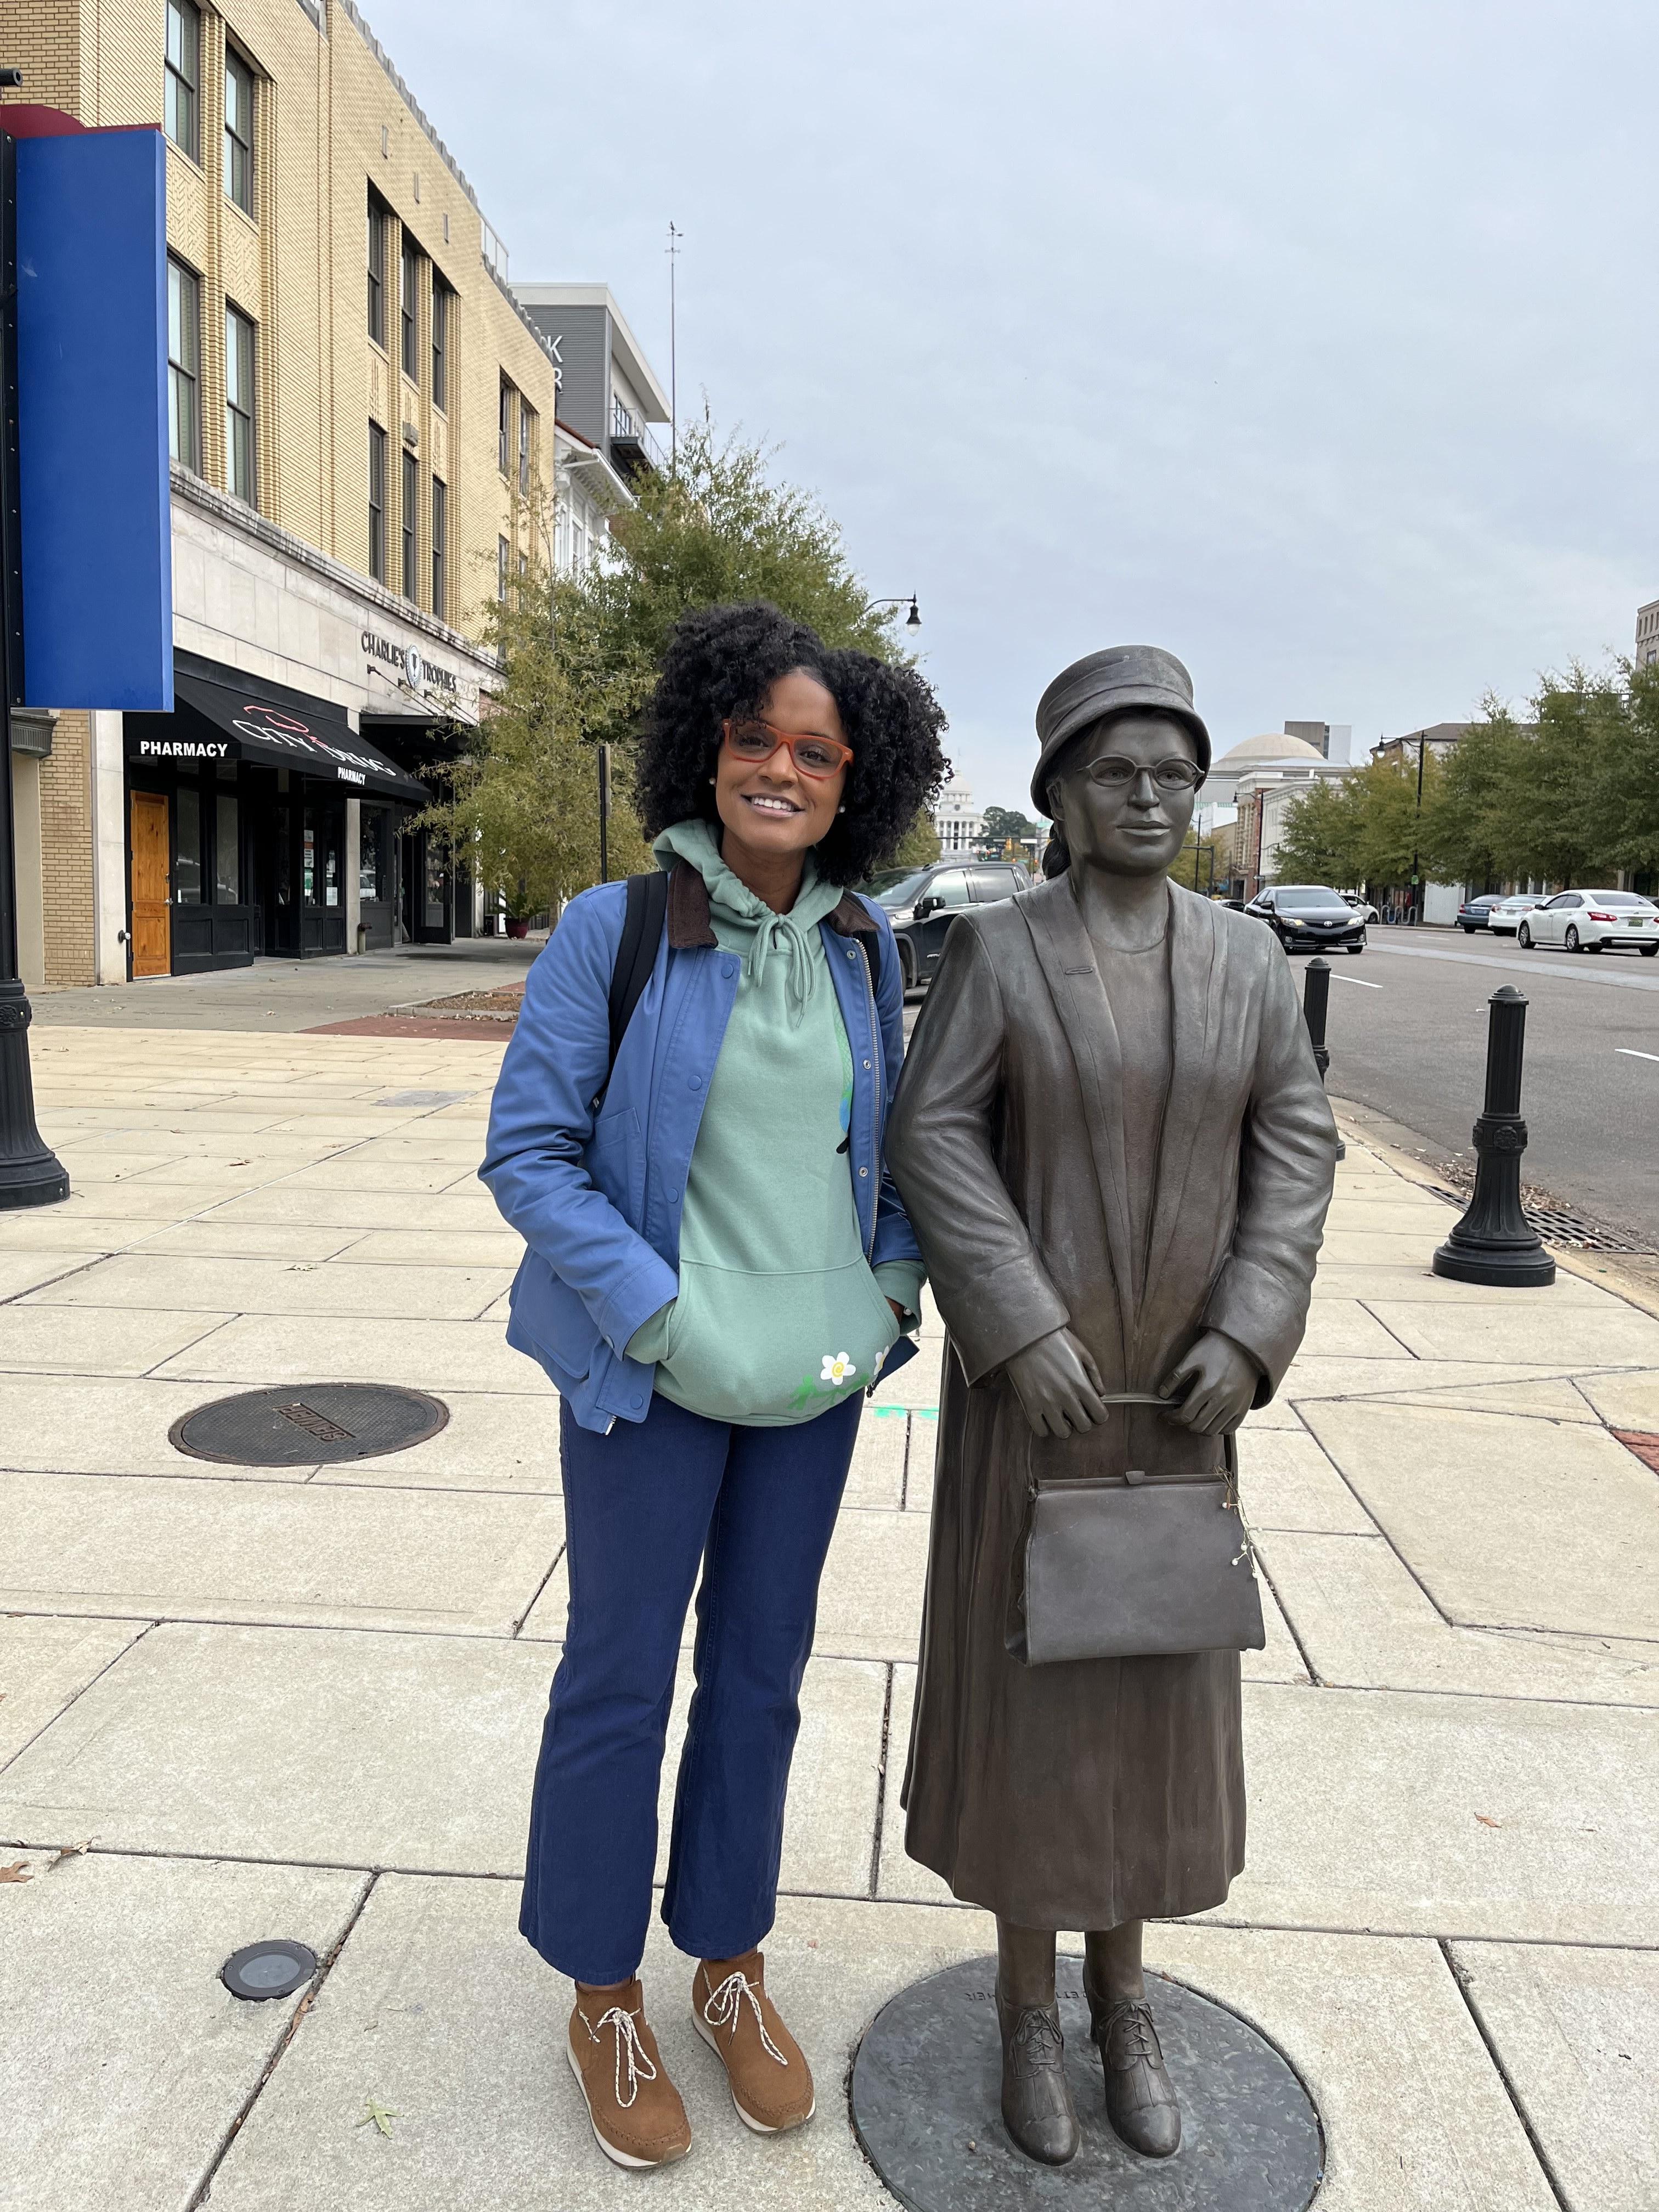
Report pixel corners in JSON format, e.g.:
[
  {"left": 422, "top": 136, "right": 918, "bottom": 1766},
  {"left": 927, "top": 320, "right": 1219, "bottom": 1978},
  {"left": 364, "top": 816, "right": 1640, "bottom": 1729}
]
[{"left": 708, "top": 776, "right": 716, "bottom": 785}]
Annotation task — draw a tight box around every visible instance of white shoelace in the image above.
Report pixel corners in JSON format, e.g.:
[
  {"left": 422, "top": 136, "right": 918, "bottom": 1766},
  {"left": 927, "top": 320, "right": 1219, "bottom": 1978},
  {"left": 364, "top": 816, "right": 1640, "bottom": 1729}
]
[
  {"left": 581, "top": 2002, "right": 658, "bottom": 2110},
  {"left": 702, "top": 1971, "right": 788, "bottom": 2066}
]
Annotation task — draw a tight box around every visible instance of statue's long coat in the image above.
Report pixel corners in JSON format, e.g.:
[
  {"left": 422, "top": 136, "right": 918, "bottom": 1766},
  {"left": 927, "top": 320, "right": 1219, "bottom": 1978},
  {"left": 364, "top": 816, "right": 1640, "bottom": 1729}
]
[{"left": 887, "top": 878, "right": 1338, "bottom": 1928}]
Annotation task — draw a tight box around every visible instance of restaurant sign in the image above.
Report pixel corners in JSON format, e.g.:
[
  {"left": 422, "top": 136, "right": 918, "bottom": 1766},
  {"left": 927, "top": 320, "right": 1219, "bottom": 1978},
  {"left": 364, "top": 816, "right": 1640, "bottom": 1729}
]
[{"left": 362, "top": 629, "right": 481, "bottom": 715}]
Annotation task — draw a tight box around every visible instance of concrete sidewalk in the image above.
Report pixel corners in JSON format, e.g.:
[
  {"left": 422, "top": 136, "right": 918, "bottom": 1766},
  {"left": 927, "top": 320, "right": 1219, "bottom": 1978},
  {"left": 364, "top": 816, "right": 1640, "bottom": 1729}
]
[{"left": 1, "top": 1024, "right": 1655, "bottom": 2211}]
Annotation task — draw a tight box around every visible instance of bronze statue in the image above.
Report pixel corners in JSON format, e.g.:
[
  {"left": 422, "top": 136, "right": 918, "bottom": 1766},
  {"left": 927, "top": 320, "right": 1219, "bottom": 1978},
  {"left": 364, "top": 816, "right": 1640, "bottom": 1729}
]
[{"left": 887, "top": 647, "right": 1338, "bottom": 2165}]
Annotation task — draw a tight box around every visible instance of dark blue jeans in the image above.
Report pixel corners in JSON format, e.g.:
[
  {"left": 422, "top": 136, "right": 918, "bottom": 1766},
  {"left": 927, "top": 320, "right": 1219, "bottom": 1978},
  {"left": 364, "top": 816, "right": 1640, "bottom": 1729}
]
[{"left": 520, "top": 1389, "right": 862, "bottom": 1985}]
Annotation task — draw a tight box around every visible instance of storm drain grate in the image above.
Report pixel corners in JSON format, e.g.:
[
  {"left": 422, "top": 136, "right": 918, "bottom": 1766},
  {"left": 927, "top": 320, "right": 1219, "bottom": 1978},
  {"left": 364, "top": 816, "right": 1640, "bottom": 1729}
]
[
  {"left": 170, "top": 1384, "right": 450, "bottom": 1466},
  {"left": 1430, "top": 1189, "right": 1654, "bottom": 1255}
]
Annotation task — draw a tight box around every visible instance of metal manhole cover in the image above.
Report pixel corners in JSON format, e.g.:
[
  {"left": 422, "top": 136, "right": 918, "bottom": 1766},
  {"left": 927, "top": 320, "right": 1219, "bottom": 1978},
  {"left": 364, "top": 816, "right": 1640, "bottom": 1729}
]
[{"left": 170, "top": 1384, "right": 450, "bottom": 1466}]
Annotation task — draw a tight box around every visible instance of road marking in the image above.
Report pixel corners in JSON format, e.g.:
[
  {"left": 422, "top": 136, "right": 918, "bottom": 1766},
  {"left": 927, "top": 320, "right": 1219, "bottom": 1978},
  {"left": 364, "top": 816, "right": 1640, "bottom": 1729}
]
[
  {"left": 1616, "top": 1048, "right": 1659, "bottom": 1064},
  {"left": 1329, "top": 972, "right": 1383, "bottom": 988}
]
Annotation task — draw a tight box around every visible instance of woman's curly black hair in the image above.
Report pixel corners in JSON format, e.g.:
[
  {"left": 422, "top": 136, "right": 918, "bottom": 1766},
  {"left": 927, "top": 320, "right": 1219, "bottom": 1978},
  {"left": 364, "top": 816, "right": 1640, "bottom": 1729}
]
[{"left": 635, "top": 601, "right": 948, "bottom": 886}]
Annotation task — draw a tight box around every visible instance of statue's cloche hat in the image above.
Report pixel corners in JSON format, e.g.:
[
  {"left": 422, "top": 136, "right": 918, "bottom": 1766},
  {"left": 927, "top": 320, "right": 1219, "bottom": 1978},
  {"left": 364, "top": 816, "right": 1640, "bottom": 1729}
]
[{"left": 1032, "top": 645, "right": 1211, "bottom": 816}]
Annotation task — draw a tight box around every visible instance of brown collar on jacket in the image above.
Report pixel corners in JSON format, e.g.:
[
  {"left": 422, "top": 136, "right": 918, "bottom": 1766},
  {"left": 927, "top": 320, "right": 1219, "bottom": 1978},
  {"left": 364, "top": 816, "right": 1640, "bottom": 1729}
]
[{"left": 665, "top": 860, "right": 876, "bottom": 951}]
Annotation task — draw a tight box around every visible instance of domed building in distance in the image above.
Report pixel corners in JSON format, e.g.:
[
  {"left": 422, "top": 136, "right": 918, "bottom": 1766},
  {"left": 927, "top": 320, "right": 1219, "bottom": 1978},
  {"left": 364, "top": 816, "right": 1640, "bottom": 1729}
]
[{"left": 1204, "top": 727, "right": 1358, "bottom": 899}]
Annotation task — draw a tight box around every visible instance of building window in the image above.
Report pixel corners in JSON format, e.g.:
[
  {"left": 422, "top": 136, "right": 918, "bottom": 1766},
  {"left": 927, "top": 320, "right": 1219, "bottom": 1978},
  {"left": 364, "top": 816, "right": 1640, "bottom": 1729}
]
[
  {"left": 174, "top": 786, "right": 203, "bottom": 902},
  {"left": 368, "top": 421, "right": 387, "bottom": 583},
  {"left": 224, "top": 306, "right": 256, "bottom": 505},
  {"left": 224, "top": 47, "right": 255, "bottom": 214},
  {"left": 431, "top": 477, "right": 447, "bottom": 618},
  {"left": 164, "top": 0, "right": 200, "bottom": 163},
  {"left": 166, "top": 258, "right": 201, "bottom": 472},
  {"left": 367, "top": 194, "right": 387, "bottom": 348},
  {"left": 402, "top": 448, "right": 419, "bottom": 601},
  {"left": 400, "top": 240, "right": 420, "bottom": 381},
  {"left": 499, "top": 377, "right": 512, "bottom": 476},
  {"left": 498, "top": 535, "right": 510, "bottom": 603},
  {"left": 216, "top": 792, "right": 241, "bottom": 903},
  {"left": 519, "top": 399, "right": 534, "bottom": 495},
  {"left": 431, "top": 279, "right": 449, "bottom": 411}
]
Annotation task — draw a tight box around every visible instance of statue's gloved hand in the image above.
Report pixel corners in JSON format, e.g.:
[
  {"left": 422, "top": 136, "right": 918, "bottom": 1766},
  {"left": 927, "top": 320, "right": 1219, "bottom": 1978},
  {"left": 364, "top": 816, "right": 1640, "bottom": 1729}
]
[
  {"left": 1005, "top": 1327, "right": 1110, "bottom": 1438},
  {"left": 1160, "top": 1330, "right": 1260, "bottom": 1436}
]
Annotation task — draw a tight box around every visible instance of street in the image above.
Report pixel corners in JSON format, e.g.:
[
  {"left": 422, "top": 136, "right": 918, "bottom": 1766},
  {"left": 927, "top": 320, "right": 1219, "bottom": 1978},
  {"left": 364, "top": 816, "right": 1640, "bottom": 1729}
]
[{"left": 1315, "top": 932, "right": 1659, "bottom": 1251}]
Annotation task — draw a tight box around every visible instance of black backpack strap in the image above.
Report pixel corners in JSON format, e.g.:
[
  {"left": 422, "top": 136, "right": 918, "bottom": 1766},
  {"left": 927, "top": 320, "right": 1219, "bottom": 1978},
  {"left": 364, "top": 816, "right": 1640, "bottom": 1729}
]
[{"left": 595, "top": 871, "right": 669, "bottom": 1111}]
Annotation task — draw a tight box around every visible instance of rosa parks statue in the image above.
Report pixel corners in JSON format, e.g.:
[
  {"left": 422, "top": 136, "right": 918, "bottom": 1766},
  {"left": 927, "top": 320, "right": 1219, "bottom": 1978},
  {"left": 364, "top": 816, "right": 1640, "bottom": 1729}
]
[{"left": 887, "top": 647, "right": 1338, "bottom": 2168}]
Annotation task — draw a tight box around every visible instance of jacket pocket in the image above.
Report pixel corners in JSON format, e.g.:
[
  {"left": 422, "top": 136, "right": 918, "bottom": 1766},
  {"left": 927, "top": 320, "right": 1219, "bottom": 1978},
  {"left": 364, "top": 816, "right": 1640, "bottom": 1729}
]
[{"left": 658, "top": 1257, "right": 900, "bottom": 1424}]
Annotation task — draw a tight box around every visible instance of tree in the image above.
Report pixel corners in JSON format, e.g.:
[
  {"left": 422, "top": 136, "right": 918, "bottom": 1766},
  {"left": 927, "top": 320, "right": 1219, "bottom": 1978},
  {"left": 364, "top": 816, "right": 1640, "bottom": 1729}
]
[
  {"left": 432, "top": 424, "right": 925, "bottom": 913},
  {"left": 1273, "top": 780, "right": 1364, "bottom": 887},
  {"left": 977, "top": 804, "right": 1039, "bottom": 861},
  {"left": 891, "top": 811, "right": 941, "bottom": 868}
]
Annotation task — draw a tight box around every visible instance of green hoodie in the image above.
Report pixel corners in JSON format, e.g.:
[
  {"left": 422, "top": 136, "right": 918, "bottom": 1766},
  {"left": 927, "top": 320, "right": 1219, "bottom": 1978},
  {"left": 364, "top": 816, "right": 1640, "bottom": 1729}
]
[{"left": 624, "top": 819, "right": 924, "bottom": 1425}]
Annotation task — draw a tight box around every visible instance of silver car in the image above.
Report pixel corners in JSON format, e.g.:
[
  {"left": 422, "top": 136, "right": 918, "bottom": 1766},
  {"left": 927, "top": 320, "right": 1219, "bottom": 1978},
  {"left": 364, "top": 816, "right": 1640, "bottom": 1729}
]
[{"left": 1486, "top": 894, "right": 1547, "bottom": 936}]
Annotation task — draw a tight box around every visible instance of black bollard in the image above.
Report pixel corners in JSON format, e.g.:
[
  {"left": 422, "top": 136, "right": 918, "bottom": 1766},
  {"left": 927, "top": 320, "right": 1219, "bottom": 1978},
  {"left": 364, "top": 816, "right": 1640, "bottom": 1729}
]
[
  {"left": 1301, "top": 958, "right": 1346, "bottom": 1161},
  {"left": 1432, "top": 985, "right": 1554, "bottom": 1286}
]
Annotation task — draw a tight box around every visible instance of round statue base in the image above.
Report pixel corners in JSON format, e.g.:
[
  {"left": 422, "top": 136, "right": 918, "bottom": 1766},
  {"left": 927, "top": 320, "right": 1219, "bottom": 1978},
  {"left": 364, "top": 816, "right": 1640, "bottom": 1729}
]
[{"left": 850, "top": 1955, "right": 1323, "bottom": 2211}]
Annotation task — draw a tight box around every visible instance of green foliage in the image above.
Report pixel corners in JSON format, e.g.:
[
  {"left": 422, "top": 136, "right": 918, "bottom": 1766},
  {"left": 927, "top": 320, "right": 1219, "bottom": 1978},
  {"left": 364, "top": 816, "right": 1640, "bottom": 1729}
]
[
  {"left": 977, "top": 804, "right": 1039, "bottom": 860},
  {"left": 1271, "top": 779, "right": 1362, "bottom": 887},
  {"left": 430, "top": 424, "right": 916, "bottom": 914},
  {"left": 1274, "top": 756, "right": 1430, "bottom": 892},
  {"left": 891, "top": 811, "right": 942, "bottom": 867},
  {"left": 1278, "top": 660, "right": 1659, "bottom": 898}
]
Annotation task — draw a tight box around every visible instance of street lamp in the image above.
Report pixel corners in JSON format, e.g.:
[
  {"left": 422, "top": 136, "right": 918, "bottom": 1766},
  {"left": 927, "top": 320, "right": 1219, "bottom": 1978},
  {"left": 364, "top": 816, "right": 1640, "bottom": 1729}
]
[{"left": 865, "top": 595, "right": 921, "bottom": 629}]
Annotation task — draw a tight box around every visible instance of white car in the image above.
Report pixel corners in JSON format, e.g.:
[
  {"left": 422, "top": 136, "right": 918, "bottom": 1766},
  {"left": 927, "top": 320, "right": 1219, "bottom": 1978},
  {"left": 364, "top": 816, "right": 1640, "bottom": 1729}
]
[
  {"left": 1516, "top": 890, "right": 1659, "bottom": 956},
  {"left": 1486, "top": 894, "right": 1548, "bottom": 936}
]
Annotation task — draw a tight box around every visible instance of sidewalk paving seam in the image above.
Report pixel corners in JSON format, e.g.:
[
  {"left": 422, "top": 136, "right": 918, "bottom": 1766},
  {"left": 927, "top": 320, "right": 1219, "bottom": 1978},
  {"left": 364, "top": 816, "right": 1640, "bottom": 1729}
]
[
  {"left": 866, "top": 1663, "right": 895, "bottom": 1898},
  {"left": 5, "top": 1833, "right": 1655, "bottom": 1961},
  {"left": 0, "top": 1618, "right": 159, "bottom": 1784},
  {"left": 511, "top": 1544, "right": 566, "bottom": 1638},
  {"left": 1353, "top": 1301, "right": 1425, "bottom": 1358},
  {"left": 0, "top": 1253, "right": 125, "bottom": 1306},
  {"left": 138, "top": 1315, "right": 242, "bottom": 1378},
  {"left": 1281, "top": 1413, "right": 1457, "bottom": 1626},
  {"left": 1436, "top": 1937, "right": 1573, "bottom": 2212},
  {"left": 1248, "top": 1545, "right": 1324, "bottom": 1684},
  {"left": 183, "top": 1869, "right": 379, "bottom": 2212}
]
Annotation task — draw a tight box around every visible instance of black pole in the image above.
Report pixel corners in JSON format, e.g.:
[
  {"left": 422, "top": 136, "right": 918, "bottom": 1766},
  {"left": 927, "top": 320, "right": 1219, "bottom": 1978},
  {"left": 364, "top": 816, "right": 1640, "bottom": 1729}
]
[
  {"left": 597, "top": 741, "right": 611, "bottom": 885},
  {"left": 1432, "top": 985, "right": 1553, "bottom": 1285},
  {"left": 0, "top": 121, "right": 69, "bottom": 1210},
  {"left": 1301, "top": 957, "right": 1345, "bottom": 1161}
]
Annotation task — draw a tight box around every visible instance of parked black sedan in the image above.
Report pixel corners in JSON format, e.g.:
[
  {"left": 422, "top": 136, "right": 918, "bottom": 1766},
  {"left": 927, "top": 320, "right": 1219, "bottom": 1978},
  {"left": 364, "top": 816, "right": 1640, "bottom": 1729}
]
[
  {"left": 860, "top": 858, "right": 1031, "bottom": 988},
  {"left": 1243, "top": 884, "right": 1367, "bottom": 953}
]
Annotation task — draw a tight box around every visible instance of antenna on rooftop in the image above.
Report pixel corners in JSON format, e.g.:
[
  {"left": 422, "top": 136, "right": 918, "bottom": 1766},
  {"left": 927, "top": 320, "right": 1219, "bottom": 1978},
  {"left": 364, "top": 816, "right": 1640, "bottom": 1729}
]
[{"left": 667, "top": 222, "right": 682, "bottom": 471}]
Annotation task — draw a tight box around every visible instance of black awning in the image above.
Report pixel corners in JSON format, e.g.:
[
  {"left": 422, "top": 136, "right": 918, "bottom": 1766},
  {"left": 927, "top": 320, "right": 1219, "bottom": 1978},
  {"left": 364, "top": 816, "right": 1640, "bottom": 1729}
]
[{"left": 126, "top": 671, "right": 430, "bottom": 805}]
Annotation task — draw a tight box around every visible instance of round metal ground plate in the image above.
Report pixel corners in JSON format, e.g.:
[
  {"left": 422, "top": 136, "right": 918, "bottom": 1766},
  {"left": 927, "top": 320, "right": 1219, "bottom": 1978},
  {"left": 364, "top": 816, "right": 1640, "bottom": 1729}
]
[
  {"left": 170, "top": 1384, "right": 449, "bottom": 1466},
  {"left": 850, "top": 1955, "right": 1323, "bottom": 2211}
]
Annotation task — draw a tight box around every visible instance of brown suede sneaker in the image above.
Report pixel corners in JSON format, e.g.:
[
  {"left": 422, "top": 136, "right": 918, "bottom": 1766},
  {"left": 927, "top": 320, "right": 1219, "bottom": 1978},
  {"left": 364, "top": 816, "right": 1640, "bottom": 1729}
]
[
  {"left": 567, "top": 1980, "right": 692, "bottom": 2170},
  {"left": 691, "top": 1950, "right": 815, "bottom": 2133}
]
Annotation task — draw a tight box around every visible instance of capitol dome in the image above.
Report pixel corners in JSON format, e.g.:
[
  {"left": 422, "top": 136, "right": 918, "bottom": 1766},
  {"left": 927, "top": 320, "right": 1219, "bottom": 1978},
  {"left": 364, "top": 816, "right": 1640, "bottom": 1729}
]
[{"left": 1212, "top": 732, "right": 1327, "bottom": 768}]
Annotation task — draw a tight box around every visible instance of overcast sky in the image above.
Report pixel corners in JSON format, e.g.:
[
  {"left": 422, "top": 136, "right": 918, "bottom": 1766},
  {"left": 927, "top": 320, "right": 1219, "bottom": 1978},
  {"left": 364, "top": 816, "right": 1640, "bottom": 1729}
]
[{"left": 372, "top": 0, "right": 1657, "bottom": 810}]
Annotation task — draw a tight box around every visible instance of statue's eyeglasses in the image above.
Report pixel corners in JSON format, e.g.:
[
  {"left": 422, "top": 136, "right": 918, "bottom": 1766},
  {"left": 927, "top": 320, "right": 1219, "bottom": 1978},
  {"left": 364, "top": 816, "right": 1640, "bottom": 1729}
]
[
  {"left": 722, "top": 719, "right": 854, "bottom": 781},
  {"left": 1078, "top": 755, "right": 1206, "bottom": 794}
]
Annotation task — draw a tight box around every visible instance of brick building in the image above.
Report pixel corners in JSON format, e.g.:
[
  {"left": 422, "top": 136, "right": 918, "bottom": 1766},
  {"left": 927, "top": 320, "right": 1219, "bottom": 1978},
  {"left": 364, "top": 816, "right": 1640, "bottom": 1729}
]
[{"left": 7, "top": 0, "right": 566, "bottom": 980}]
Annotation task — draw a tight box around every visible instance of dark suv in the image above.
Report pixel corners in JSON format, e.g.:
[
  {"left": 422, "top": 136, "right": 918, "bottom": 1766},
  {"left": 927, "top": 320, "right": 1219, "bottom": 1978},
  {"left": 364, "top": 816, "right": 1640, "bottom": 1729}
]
[
  {"left": 861, "top": 859, "right": 1031, "bottom": 988},
  {"left": 1244, "top": 884, "right": 1367, "bottom": 953}
]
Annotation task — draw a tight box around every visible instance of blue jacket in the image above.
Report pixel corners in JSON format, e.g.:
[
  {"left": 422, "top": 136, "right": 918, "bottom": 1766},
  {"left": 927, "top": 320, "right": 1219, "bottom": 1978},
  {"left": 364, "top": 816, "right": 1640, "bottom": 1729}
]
[{"left": 481, "top": 862, "right": 923, "bottom": 1433}]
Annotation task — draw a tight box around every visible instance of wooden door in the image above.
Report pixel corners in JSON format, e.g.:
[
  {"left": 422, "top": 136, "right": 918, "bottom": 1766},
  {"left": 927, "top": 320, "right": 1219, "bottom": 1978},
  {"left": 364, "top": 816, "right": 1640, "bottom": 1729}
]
[{"left": 129, "top": 792, "right": 172, "bottom": 978}]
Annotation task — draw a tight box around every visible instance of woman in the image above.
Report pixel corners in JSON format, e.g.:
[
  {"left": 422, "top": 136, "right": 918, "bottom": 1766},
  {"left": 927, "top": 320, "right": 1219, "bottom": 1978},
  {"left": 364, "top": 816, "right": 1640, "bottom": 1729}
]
[
  {"left": 888, "top": 646, "right": 1336, "bottom": 2167},
  {"left": 482, "top": 601, "right": 945, "bottom": 2171}
]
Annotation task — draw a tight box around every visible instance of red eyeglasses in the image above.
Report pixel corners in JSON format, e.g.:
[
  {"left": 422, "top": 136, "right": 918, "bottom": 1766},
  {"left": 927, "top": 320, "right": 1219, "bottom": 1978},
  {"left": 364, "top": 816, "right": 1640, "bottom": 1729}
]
[{"left": 721, "top": 718, "right": 854, "bottom": 781}]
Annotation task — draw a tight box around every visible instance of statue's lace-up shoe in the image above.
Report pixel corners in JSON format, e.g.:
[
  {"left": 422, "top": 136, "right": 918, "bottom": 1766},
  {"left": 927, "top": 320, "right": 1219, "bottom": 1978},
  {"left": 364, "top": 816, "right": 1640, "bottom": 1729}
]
[
  {"left": 995, "top": 1987, "right": 1081, "bottom": 2165},
  {"left": 567, "top": 1980, "right": 692, "bottom": 2170},
  {"left": 692, "top": 1950, "right": 815, "bottom": 2132},
  {"left": 1086, "top": 1982, "right": 1182, "bottom": 2158}
]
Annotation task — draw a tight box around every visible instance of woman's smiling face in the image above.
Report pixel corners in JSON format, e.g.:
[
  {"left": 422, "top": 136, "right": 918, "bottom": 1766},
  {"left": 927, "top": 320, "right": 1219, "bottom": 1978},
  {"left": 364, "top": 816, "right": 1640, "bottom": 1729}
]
[{"left": 714, "top": 668, "right": 848, "bottom": 868}]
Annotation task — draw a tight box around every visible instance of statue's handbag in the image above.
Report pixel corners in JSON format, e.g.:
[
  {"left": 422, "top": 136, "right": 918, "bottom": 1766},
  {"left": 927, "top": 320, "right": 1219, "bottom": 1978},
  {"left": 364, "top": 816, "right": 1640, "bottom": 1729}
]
[{"left": 1008, "top": 1396, "right": 1266, "bottom": 1666}]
